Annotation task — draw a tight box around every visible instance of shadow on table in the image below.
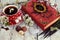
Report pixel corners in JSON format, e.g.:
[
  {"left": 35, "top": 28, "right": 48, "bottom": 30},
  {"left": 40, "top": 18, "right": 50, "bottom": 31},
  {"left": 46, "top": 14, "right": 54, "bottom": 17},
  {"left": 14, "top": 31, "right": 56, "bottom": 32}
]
[{"left": 39, "top": 19, "right": 60, "bottom": 38}]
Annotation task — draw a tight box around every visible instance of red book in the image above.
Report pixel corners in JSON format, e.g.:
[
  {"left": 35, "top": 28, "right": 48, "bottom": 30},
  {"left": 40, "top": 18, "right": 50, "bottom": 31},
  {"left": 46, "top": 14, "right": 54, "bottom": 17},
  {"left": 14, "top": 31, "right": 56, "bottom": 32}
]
[{"left": 21, "top": 0, "right": 60, "bottom": 30}]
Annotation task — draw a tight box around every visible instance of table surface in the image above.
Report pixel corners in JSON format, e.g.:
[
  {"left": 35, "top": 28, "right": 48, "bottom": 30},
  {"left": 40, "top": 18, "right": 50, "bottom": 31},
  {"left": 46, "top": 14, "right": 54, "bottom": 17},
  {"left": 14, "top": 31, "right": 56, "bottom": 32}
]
[
  {"left": 0, "top": 22, "right": 60, "bottom": 40},
  {"left": 0, "top": 0, "right": 60, "bottom": 40}
]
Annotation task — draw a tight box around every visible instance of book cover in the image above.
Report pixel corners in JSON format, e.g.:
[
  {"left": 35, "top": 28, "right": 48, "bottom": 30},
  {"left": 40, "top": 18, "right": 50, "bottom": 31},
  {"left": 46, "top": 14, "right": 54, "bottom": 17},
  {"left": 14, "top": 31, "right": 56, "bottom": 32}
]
[{"left": 21, "top": 0, "right": 60, "bottom": 30}]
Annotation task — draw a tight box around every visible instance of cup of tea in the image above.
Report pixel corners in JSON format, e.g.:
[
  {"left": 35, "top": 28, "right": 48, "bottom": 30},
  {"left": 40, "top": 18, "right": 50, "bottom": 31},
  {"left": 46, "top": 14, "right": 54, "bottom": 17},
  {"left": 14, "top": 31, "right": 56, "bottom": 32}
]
[
  {"left": 3, "top": 5, "right": 23, "bottom": 25},
  {"left": 3, "top": 5, "right": 18, "bottom": 15}
]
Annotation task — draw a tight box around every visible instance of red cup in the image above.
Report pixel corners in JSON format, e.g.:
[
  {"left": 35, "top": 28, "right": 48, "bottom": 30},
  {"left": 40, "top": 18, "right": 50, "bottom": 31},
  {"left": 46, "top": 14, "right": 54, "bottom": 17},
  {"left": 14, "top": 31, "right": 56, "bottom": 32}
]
[{"left": 3, "top": 5, "right": 23, "bottom": 25}]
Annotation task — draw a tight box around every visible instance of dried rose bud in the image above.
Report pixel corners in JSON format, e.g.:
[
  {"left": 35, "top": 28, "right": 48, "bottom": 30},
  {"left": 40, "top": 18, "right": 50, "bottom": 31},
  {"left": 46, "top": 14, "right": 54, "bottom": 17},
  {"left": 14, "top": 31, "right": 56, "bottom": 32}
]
[
  {"left": 16, "top": 26, "right": 22, "bottom": 32},
  {"left": 22, "top": 26, "right": 27, "bottom": 32}
]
